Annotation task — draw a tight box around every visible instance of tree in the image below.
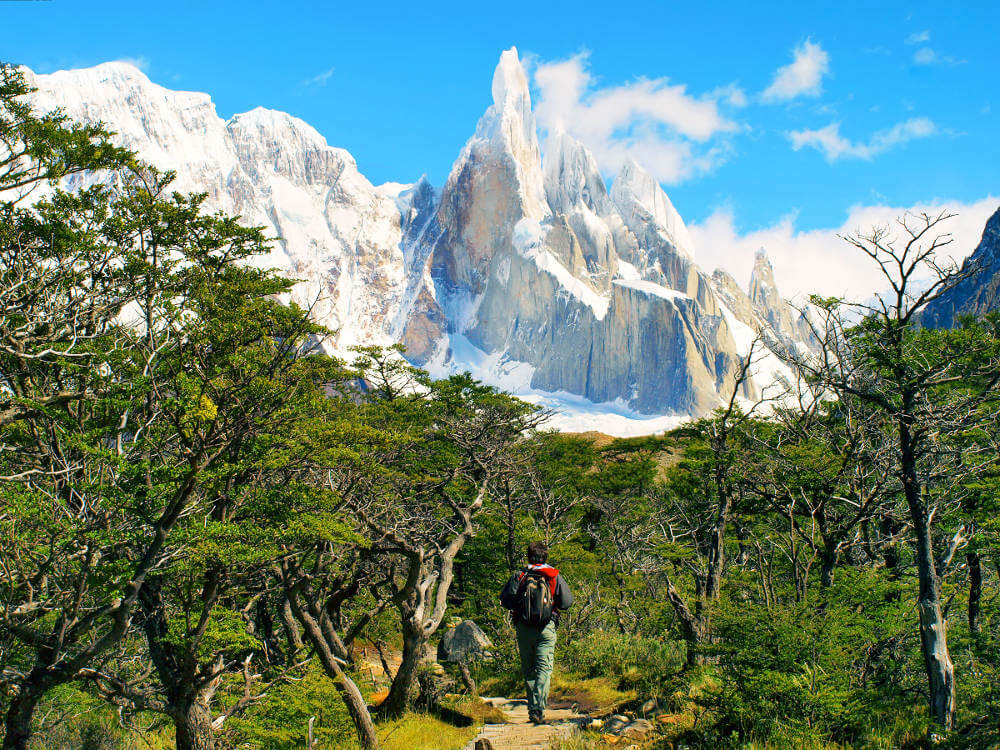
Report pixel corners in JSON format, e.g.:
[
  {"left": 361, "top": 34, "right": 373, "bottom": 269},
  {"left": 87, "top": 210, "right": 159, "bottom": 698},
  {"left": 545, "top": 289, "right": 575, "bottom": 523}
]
[
  {"left": 0, "top": 63, "right": 131, "bottom": 205},
  {"left": 331, "top": 349, "right": 540, "bottom": 717},
  {"left": 75, "top": 192, "right": 342, "bottom": 750},
  {"left": 0, "top": 62, "right": 180, "bottom": 749},
  {"left": 490, "top": 431, "right": 593, "bottom": 573},
  {"left": 653, "top": 343, "right": 764, "bottom": 663},
  {"left": 585, "top": 439, "right": 662, "bottom": 635},
  {"left": 755, "top": 395, "right": 895, "bottom": 589},
  {"left": 0, "top": 166, "right": 330, "bottom": 750},
  {"left": 0, "top": 62, "right": 349, "bottom": 749},
  {"left": 789, "top": 211, "right": 1000, "bottom": 729},
  {"left": 279, "top": 545, "right": 382, "bottom": 750},
  {"left": 272, "top": 384, "right": 392, "bottom": 750}
]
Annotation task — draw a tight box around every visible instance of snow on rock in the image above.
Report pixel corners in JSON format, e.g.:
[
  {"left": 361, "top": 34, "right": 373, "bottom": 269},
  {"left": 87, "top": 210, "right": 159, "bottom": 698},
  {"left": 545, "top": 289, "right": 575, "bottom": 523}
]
[
  {"left": 611, "top": 159, "right": 696, "bottom": 260},
  {"left": 474, "top": 46, "right": 549, "bottom": 222},
  {"left": 27, "top": 61, "right": 424, "bottom": 353},
  {"left": 513, "top": 218, "right": 611, "bottom": 320},
  {"left": 23, "top": 51, "right": 819, "bottom": 435},
  {"left": 612, "top": 278, "right": 691, "bottom": 304},
  {"left": 427, "top": 335, "right": 689, "bottom": 437}
]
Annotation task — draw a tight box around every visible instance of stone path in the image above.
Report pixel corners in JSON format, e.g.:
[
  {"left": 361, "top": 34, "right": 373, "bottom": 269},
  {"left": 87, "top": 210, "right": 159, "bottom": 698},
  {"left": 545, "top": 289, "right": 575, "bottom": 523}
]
[{"left": 463, "top": 697, "right": 588, "bottom": 750}]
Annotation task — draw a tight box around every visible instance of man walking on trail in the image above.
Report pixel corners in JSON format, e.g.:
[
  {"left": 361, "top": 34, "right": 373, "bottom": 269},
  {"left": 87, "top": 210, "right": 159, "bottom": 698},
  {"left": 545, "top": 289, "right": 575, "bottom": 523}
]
[{"left": 500, "top": 541, "right": 573, "bottom": 725}]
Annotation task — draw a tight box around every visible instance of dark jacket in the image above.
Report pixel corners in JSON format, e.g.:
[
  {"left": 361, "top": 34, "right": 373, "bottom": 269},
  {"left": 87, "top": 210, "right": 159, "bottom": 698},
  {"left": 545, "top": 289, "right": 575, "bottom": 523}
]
[{"left": 500, "top": 563, "right": 573, "bottom": 625}]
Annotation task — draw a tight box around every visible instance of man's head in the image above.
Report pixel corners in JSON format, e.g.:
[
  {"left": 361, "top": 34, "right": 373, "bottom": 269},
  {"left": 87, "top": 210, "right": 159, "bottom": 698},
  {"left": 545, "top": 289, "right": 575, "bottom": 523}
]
[{"left": 526, "top": 541, "right": 548, "bottom": 565}]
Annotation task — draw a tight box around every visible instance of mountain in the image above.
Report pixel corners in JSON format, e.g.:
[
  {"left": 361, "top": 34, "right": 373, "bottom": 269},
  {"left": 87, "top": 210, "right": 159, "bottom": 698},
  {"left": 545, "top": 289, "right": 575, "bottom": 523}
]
[
  {"left": 23, "top": 49, "right": 814, "bottom": 433},
  {"left": 26, "top": 62, "right": 430, "bottom": 354},
  {"left": 920, "top": 207, "right": 1000, "bottom": 328}
]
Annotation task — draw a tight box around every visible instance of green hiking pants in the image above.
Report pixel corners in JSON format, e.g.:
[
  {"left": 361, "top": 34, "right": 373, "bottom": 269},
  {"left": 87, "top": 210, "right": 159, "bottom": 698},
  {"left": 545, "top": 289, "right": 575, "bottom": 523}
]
[{"left": 515, "top": 620, "right": 557, "bottom": 714}]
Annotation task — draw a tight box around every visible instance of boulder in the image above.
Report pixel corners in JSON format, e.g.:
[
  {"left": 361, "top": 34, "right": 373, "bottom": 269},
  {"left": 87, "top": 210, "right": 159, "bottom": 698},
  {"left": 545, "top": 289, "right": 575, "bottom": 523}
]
[
  {"left": 603, "top": 715, "right": 653, "bottom": 740},
  {"left": 437, "top": 619, "right": 493, "bottom": 663},
  {"left": 603, "top": 715, "right": 630, "bottom": 734},
  {"left": 623, "top": 718, "right": 653, "bottom": 739}
]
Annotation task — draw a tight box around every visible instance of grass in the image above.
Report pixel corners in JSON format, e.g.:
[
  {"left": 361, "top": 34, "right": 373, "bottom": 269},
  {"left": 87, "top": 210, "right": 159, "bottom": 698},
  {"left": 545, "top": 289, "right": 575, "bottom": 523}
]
[
  {"left": 328, "top": 711, "right": 477, "bottom": 750},
  {"left": 440, "top": 694, "right": 508, "bottom": 725},
  {"left": 551, "top": 734, "right": 607, "bottom": 749},
  {"left": 333, "top": 695, "right": 505, "bottom": 750}
]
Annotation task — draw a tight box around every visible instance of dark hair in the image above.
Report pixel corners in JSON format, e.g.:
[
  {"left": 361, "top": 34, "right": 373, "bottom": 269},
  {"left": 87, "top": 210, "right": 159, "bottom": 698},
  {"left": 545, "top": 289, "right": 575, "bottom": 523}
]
[{"left": 526, "top": 541, "right": 548, "bottom": 565}]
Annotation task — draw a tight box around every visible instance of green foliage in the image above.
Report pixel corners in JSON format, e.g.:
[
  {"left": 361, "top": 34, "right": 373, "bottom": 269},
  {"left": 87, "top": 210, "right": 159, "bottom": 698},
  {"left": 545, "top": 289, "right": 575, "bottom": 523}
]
[
  {"left": 705, "top": 572, "right": 924, "bottom": 746},
  {"left": 222, "top": 662, "right": 354, "bottom": 750},
  {"left": 560, "top": 631, "right": 685, "bottom": 694},
  {"left": 26, "top": 684, "right": 172, "bottom": 750}
]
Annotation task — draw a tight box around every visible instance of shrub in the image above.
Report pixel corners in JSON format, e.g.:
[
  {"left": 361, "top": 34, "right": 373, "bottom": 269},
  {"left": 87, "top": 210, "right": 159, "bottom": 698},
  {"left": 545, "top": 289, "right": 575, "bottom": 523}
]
[{"left": 561, "top": 630, "right": 686, "bottom": 693}]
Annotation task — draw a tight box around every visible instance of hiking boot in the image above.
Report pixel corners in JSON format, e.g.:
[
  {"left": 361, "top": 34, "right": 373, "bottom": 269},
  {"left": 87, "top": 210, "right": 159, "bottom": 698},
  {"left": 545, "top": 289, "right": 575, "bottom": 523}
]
[{"left": 529, "top": 711, "right": 547, "bottom": 725}]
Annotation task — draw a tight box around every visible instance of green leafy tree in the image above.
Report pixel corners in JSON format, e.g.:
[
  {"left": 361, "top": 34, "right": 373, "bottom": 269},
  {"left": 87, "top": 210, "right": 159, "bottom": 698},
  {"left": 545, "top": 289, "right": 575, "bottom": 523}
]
[
  {"left": 333, "top": 349, "right": 540, "bottom": 718},
  {"left": 71, "top": 199, "right": 340, "bottom": 750},
  {"left": 792, "top": 212, "right": 1000, "bottom": 729}
]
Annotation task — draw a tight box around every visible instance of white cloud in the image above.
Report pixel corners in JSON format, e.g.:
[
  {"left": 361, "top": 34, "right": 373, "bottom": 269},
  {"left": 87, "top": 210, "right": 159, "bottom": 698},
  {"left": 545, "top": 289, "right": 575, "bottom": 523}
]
[
  {"left": 761, "top": 40, "right": 830, "bottom": 102},
  {"left": 904, "top": 33, "right": 964, "bottom": 66},
  {"left": 301, "top": 67, "right": 334, "bottom": 87},
  {"left": 711, "top": 84, "right": 748, "bottom": 108},
  {"left": 114, "top": 56, "right": 150, "bottom": 72},
  {"left": 532, "top": 52, "right": 739, "bottom": 184},
  {"left": 689, "top": 197, "right": 999, "bottom": 302},
  {"left": 912, "top": 46, "right": 964, "bottom": 66},
  {"left": 789, "top": 117, "right": 937, "bottom": 161}
]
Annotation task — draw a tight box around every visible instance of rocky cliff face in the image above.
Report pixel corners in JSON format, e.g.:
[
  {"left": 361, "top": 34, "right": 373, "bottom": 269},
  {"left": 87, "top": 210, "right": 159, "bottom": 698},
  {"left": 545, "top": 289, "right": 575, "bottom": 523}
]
[
  {"left": 25, "top": 49, "right": 814, "bottom": 427},
  {"left": 747, "top": 249, "right": 816, "bottom": 347},
  {"left": 920, "top": 207, "right": 1000, "bottom": 329},
  {"left": 26, "top": 62, "right": 426, "bottom": 353}
]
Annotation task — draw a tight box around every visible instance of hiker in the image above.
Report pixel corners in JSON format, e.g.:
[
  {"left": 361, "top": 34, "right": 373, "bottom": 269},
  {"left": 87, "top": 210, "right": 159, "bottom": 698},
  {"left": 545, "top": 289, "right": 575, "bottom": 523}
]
[{"left": 499, "top": 541, "right": 573, "bottom": 725}]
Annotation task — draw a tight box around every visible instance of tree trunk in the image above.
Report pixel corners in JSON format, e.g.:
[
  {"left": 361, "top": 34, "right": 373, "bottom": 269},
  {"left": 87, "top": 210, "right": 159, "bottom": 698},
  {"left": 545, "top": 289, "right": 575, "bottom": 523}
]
[
  {"left": 458, "top": 661, "right": 477, "bottom": 695},
  {"left": 285, "top": 591, "right": 378, "bottom": 748},
  {"left": 375, "top": 640, "right": 396, "bottom": 681},
  {"left": 967, "top": 551, "right": 982, "bottom": 635},
  {"left": 915, "top": 579, "right": 955, "bottom": 731},
  {"left": 2, "top": 685, "right": 43, "bottom": 750},
  {"left": 281, "top": 597, "right": 305, "bottom": 652},
  {"left": 307, "top": 632, "right": 378, "bottom": 747},
  {"left": 381, "top": 625, "right": 423, "bottom": 718},
  {"left": 614, "top": 572, "right": 629, "bottom": 635},
  {"left": 507, "top": 515, "right": 516, "bottom": 572},
  {"left": 504, "top": 481, "right": 517, "bottom": 573},
  {"left": 330, "top": 663, "right": 379, "bottom": 749},
  {"left": 705, "top": 463, "right": 731, "bottom": 601},
  {"left": 820, "top": 539, "right": 839, "bottom": 588},
  {"left": 880, "top": 516, "right": 903, "bottom": 581},
  {"left": 663, "top": 575, "right": 704, "bottom": 667},
  {"left": 900, "top": 416, "right": 955, "bottom": 730},
  {"left": 174, "top": 699, "right": 215, "bottom": 750}
]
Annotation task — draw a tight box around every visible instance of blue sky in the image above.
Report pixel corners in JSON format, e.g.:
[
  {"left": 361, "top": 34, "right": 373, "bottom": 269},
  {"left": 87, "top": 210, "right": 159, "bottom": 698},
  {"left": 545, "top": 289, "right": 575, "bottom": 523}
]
[{"left": 5, "top": 0, "right": 998, "bottom": 296}]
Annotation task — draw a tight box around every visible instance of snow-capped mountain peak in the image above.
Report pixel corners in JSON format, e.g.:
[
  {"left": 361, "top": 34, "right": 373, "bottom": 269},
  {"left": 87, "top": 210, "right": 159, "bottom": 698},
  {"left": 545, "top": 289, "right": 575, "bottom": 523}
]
[
  {"left": 610, "top": 158, "right": 696, "bottom": 261},
  {"left": 543, "top": 128, "right": 615, "bottom": 217},
  {"left": 491, "top": 47, "right": 534, "bottom": 125},
  {"left": 24, "top": 49, "right": 817, "bottom": 435}
]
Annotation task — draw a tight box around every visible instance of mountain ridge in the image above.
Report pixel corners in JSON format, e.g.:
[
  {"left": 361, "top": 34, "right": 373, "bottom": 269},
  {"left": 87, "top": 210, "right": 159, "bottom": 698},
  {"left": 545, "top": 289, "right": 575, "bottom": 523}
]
[
  {"left": 920, "top": 207, "right": 1000, "bottom": 328},
  {"left": 24, "top": 49, "right": 815, "bottom": 433}
]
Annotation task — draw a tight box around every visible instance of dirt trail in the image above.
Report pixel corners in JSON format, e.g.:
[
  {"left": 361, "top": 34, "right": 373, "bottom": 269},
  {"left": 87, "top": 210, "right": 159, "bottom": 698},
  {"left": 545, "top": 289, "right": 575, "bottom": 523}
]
[{"left": 463, "top": 697, "right": 588, "bottom": 750}]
